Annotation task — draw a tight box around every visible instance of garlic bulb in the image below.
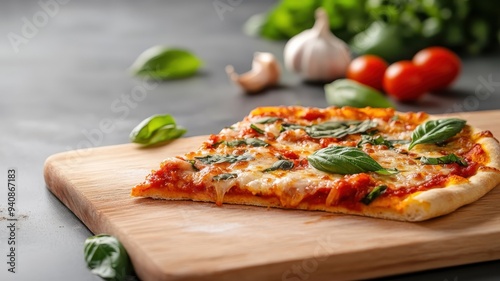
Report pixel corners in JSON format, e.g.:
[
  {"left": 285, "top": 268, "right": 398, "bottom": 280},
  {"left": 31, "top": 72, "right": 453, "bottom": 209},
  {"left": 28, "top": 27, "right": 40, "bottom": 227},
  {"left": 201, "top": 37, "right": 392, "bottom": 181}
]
[
  {"left": 226, "top": 52, "right": 280, "bottom": 93},
  {"left": 284, "top": 8, "right": 351, "bottom": 82}
]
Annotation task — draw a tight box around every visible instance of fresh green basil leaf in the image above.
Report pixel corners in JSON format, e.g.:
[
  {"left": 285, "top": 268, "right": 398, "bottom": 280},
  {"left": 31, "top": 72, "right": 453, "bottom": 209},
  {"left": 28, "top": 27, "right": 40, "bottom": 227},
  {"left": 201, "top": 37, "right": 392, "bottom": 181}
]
[
  {"left": 195, "top": 154, "right": 254, "bottom": 164},
  {"left": 357, "top": 134, "right": 393, "bottom": 148},
  {"left": 375, "top": 168, "right": 399, "bottom": 175},
  {"left": 250, "top": 124, "right": 266, "bottom": 134},
  {"left": 325, "top": 79, "right": 394, "bottom": 108},
  {"left": 408, "top": 118, "right": 466, "bottom": 150},
  {"left": 308, "top": 146, "right": 397, "bottom": 175},
  {"left": 254, "top": 117, "right": 283, "bottom": 124},
  {"left": 419, "top": 154, "right": 468, "bottom": 166},
  {"left": 130, "top": 114, "right": 186, "bottom": 146},
  {"left": 84, "top": 234, "right": 133, "bottom": 281},
  {"left": 262, "top": 160, "right": 295, "bottom": 172},
  {"left": 130, "top": 46, "right": 203, "bottom": 80},
  {"left": 283, "top": 120, "right": 377, "bottom": 139},
  {"left": 361, "top": 185, "right": 388, "bottom": 205},
  {"left": 225, "top": 138, "right": 268, "bottom": 147},
  {"left": 212, "top": 173, "right": 238, "bottom": 181}
]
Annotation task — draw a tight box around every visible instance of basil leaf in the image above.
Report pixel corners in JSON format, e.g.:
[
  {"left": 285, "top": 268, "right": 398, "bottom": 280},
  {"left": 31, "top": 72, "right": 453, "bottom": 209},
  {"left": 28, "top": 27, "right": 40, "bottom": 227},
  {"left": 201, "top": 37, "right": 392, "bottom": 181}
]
[
  {"left": 195, "top": 154, "right": 254, "bottom": 164},
  {"left": 420, "top": 154, "right": 468, "bottom": 166},
  {"left": 130, "top": 46, "right": 203, "bottom": 80},
  {"left": 186, "top": 159, "right": 199, "bottom": 171},
  {"left": 308, "top": 146, "right": 397, "bottom": 175},
  {"left": 325, "top": 79, "right": 394, "bottom": 108},
  {"left": 255, "top": 117, "right": 282, "bottom": 124},
  {"left": 84, "top": 234, "right": 133, "bottom": 281},
  {"left": 225, "top": 138, "right": 268, "bottom": 147},
  {"left": 262, "top": 160, "right": 294, "bottom": 172},
  {"left": 357, "top": 135, "right": 393, "bottom": 148},
  {"left": 408, "top": 118, "right": 466, "bottom": 150},
  {"left": 250, "top": 124, "right": 266, "bottom": 134},
  {"left": 130, "top": 114, "right": 186, "bottom": 146},
  {"left": 361, "top": 185, "right": 388, "bottom": 205},
  {"left": 212, "top": 173, "right": 237, "bottom": 181},
  {"left": 283, "top": 120, "right": 377, "bottom": 139}
]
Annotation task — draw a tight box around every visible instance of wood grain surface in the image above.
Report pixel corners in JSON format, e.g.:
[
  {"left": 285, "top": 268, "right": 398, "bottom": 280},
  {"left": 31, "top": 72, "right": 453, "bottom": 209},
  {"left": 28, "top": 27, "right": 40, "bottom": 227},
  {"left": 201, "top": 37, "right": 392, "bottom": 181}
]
[{"left": 44, "top": 110, "right": 500, "bottom": 281}]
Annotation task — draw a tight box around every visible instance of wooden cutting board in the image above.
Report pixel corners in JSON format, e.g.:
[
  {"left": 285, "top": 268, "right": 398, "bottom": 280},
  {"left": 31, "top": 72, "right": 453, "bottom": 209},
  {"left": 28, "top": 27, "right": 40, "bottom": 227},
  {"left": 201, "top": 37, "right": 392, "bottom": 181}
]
[{"left": 44, "top": 110, "right": 500, "bottom": 281}]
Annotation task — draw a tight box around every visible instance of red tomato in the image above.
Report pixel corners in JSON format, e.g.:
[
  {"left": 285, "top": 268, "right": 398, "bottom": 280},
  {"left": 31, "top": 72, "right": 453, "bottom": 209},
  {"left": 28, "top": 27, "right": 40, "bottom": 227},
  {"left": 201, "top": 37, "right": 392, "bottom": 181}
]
[
  {"left": 383, "top": 61, "right": 427, "bottom": 102},
  {"left": 346, "top": 55, "right": 388, "bottom": 91},
  {"left": 412, "top": 47, "right": 461, "bottom": 90}
]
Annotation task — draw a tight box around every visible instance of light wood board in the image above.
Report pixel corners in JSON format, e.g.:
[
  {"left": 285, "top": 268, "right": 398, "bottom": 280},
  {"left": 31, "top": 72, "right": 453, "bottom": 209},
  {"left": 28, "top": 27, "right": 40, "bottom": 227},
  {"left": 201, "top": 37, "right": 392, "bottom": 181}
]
[{"left": 44, "top": 110, "right": 500, "bottom": 281}]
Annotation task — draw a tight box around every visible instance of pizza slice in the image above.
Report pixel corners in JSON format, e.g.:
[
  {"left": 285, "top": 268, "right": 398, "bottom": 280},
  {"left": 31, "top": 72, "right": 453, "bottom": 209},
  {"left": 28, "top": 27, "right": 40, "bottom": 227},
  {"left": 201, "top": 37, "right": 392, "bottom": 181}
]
[{"left": 131, "top": 106, "right": 500, "bottom": 221}]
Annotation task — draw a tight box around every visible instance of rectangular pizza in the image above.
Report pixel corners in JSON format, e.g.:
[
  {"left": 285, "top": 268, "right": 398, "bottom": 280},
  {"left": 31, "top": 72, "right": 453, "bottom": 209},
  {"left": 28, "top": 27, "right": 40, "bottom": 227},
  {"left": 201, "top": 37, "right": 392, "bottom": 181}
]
[{"left": 131, "top": 106, "right": 500, "bottom": 221}]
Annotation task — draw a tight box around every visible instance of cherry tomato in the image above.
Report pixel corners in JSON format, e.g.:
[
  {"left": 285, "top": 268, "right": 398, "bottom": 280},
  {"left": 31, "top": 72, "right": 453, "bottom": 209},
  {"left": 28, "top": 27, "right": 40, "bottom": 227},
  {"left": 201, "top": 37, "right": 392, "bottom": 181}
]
[
  {"left": 346, "top": 55, "right": 388, "bottom": 91},
  {"left": 383, "top": 61, "right": 427, "bottom": 102},
  {"left": 412, "top": 47, "right": 461, "bottom": 91}
]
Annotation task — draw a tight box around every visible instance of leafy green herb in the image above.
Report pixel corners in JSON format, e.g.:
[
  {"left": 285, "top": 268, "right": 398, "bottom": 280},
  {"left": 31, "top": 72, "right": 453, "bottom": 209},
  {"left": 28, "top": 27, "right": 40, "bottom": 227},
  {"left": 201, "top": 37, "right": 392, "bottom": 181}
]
[
  {"left": 186, "top": 159, "right": 199, "bottom": 171},
  {"left": 408, "top": 118, "right": 466, "bottom": 150},
  {"left": 255, "top": 117, "right": 283, "bottom": 124},
  {"left": 130, "top": 114, "right": 186, "bottom": 146},
  {"left": 250, "top": 124, "right": 266, "bottom": 134},
  {"left": 130, "top": 46, "right": 203, "bottom": 80},
  {"left": 325, "top": 79, "right": 394, "bottom": 108},
  {"left": 357, "top": 134, "right": 393, "bottom": 148},
  {"left": 225, "top": 138, "right": 268, "bottom": 147},
  {"left": 308, "top": 146, "right": 398, "bottom": 175},
  {"left": 84, "top": 234, "right": 134, "bottom": 281},
  {"left": 262, "top": 160, "right": 295, "bottom": 172},
  {"left": 283, "top": 120, "right": 377, "bottom": 139},
  {"left": 212, "top": 173, "right": 238, "bottom": 181},
  {"left": 361, "top": 185, "right": 388, "bottom": 205},
  {"left": 195, "top": 154, "right": 254, "bottom": 164},
  {"left": 419, "top": 154, "right": 468, "bottom": 166}
]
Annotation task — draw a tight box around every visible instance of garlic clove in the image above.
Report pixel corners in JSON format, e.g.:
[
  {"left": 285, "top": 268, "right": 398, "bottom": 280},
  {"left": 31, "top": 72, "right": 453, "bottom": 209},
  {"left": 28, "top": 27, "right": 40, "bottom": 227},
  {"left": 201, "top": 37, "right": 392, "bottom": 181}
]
[
  {"left": 284, "top": 8, "right": 352, "bottom": 82},
  {"left": 226, "top": 52, "right": 280, "bottom": 93}
]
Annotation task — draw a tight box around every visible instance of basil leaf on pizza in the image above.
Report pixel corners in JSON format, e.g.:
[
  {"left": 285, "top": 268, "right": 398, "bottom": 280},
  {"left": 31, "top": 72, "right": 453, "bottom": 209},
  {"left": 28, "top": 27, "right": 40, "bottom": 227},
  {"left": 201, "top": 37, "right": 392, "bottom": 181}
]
[
  {"left": 420, "top": 154, "right": 468, "bottom": 166},
  {"left": 361, "top": 185, "right": 388, "bottom": 205},
  {"left": 263, "top": 160, "right": 294, "bottom": 172},
  {"left": 255, "top": 117, "right": 282, "bottom": 124},
  {"left": 283, "top": 120, "right": 377, "bottom": 139},
  {"left": 225, "top": 138, "right": 268, "bottom": 147},
  {"left": 212, "top": 173, "right": 238, "bottom": 181},
  {"left": 308, "top": 146, "right": 397, "bottom": 175},
  {"left": 195, "top": 154, "right": 254, "bottom": 164},
  {"left": 250, "top": 124, "right": 266, "bottom": 134},
  {"left": 408, "top": 118, "right": 466, "bottom": 150}
]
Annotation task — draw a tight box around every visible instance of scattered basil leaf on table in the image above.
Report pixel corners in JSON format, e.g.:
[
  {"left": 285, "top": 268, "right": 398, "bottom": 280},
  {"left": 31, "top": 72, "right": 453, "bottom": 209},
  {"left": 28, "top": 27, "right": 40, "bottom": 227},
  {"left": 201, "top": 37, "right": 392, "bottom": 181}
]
[
  {"left": 283, "top": 120, "right": 377, "bottom": 139},
  {"left": 84, "top": 234, "right": 134, "bottom": 281},
  {"left": 325, "top": 79, "right": 394, "bottom": 108},
  {"left": 130, "top": 114, "right": 186, "bottom": 146},
  {"left": 308, "top": 146, "right": 398, "bottom": 175},
  {"left": 361, "top": 185, "right": 388, "bottom": 205},
  {"left": 419, "top": 154, "right": 468, "bottom": 166},
  {"left": 408, "top": 118, "right": 466, "bottom": 150},
  {"left": 130, "top": 46, "right": 203, "bottom": 80},
  {"left": 262, "top": 160, "right": 295, "bottom": 172}
]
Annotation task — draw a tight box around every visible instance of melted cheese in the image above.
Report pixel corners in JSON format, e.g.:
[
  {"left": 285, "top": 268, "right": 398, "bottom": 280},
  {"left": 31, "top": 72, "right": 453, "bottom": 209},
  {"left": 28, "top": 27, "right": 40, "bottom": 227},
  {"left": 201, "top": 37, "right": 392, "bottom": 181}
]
[{"left": 169, "top": 107, "right": 479, "bottom": 207}]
